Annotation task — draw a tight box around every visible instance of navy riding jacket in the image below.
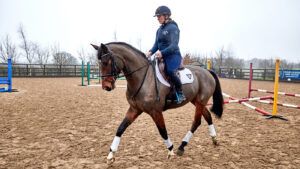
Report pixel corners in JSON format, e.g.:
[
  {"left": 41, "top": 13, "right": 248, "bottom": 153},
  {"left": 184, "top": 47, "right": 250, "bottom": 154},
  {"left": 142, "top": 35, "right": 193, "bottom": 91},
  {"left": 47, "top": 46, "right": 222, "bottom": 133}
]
[{"left": 150, "top": 20, "right": 182, "bottom": 74}]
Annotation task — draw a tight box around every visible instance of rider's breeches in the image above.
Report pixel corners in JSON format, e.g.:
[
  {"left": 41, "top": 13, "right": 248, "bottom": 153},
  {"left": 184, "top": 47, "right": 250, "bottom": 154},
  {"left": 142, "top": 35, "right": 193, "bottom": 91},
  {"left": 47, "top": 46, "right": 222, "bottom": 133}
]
[{"left": 164, "top": 55, "right": 182, "bottom": 92}]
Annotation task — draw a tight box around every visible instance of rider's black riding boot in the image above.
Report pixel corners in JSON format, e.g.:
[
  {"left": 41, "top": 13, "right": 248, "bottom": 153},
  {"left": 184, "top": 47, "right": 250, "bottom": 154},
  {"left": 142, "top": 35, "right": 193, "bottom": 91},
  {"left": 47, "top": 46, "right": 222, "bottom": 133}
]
[{"left": 167, "top": 70, "right": 186, "bottom": 104}]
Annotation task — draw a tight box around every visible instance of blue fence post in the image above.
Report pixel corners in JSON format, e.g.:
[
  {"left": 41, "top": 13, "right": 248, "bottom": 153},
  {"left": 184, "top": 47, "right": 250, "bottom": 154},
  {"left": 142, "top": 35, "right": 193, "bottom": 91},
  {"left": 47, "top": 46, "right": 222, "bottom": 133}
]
[
  {"left": 0, "top": 58, "right": 12, "bottom": 92},
  {"left": 7, "top": 58, "right": 12, "bottom": 92}
]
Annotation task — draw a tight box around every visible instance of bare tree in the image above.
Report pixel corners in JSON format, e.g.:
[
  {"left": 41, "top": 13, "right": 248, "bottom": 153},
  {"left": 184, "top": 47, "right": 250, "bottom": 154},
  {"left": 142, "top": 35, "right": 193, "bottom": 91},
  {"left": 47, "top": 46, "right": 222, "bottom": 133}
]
[
  {"left": 51, "top": 43, "right": 63, "bottom": 65},
  {"left": 52, "top": 44, "right": 78, "bottom": 65},
  {"left": 34, "top": 44, "right": 50, "bottom": 65},
  {"left": 223, "top": 56, "right": 244, "bottom": 68},
  {"left": 0, "top": 34, "right": 18, "bottom": 63},
  {"left": 18, "top": 24, "right": 36, "bottom": 64},
  {"left": 78, "top": 46, "right": 98, "bottom": 65},
  {"left": 258, "top": 58, "right": 275, "bottom": 69},
  {"left": 87, "top": 52, "right": 98, "bottom": 65},
  {"left": 77, "top": 47, "right": 88, "bottom": 63},
  {"left": 214, "top": 46, "right": 225, "bottom": 68},
  {"left": 53, "top": 51, "right": 78, "bottom": 65}
]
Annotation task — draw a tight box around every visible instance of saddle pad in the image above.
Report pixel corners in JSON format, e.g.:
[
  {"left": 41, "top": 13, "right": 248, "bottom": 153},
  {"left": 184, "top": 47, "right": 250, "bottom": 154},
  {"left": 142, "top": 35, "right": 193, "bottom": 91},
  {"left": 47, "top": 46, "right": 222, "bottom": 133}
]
[{"left": 150, "top": 55, "right": 194, "bottom": 87}]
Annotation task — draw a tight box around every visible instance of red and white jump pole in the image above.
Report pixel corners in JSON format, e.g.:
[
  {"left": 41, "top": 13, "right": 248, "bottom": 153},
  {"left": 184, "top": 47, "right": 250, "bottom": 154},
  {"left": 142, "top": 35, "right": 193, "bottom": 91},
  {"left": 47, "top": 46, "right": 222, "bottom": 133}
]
[
  {"left": 223, "top": 95, "right": 273, "bottom": 104},
  {"left": 248, "top": 61, "right": 300, "bottom": 98},
  {"left": 222, "top": 93, "right": 272, "bottom": 116},
  {"left": 251, "top": 89, "right": 300, "bottom": 98},
  {"left": 257, "top": 100, "right": 300, "bottom": 109}
]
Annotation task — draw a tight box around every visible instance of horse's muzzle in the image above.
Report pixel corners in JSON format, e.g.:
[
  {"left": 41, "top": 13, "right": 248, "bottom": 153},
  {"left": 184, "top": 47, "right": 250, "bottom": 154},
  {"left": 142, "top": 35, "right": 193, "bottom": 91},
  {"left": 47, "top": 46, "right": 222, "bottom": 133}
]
[{"left": 102, "top": 78, "right": 116, "bottom": 91}]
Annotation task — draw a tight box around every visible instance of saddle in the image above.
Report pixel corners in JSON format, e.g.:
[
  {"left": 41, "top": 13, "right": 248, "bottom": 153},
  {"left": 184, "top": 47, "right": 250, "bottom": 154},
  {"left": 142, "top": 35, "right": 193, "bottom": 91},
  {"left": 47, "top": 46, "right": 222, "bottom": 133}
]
[
  {"left": 149, "top": 55, "right": 194, "bottom": 104},
  {"left": 153, "top": 58, "right": 194, "bottom": 87},
  {"left": 157, "top": 58, "right": 184, "bottom": 81},
  {"left": 155, "top": 58, "right": 192, "bottom": 104}
]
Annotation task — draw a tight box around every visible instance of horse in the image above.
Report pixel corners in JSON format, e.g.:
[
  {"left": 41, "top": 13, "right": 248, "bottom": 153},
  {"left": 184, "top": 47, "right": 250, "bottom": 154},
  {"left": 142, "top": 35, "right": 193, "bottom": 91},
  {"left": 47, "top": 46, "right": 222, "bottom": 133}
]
[{"left": 91, "top": 42, "right": 224, "bottom": 164}]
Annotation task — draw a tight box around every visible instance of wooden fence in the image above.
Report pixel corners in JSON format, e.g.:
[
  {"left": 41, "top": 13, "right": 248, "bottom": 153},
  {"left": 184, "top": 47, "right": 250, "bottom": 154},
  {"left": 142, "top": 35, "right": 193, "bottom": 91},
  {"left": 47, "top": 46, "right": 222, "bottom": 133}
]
[
  {"left": 0, "top": 63, "right": 99, "bottom": 77},
  {"left": 219, "top": 67, "right": 300, "bottom": 82},
  {"left": 0, "top": 63, "right": 299, "bottom": 82}
]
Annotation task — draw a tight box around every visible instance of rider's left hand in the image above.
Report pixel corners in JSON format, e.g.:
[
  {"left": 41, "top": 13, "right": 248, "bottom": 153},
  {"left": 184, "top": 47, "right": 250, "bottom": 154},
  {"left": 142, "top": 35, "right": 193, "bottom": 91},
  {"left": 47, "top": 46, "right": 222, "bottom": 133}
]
[{"left": 155, "top": 50, "right": 162, "bottom": 59}]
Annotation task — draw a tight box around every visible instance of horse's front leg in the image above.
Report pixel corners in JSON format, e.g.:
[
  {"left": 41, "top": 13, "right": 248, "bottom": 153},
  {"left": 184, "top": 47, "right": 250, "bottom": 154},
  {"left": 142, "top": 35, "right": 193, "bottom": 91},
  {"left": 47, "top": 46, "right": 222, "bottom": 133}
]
[
  {"left": 107, "top": 108, "right": 141, "bottom": 164},
  {"left": 150, "top": 112, "right": 175, "bottom": 159}
]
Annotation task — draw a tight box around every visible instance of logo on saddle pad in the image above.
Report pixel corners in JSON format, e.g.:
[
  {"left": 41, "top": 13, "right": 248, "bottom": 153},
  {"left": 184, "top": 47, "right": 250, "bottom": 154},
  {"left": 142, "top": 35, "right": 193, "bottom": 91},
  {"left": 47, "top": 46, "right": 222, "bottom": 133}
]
[{"left": 186, "top": 74, "right": 192, "bottom": 79}]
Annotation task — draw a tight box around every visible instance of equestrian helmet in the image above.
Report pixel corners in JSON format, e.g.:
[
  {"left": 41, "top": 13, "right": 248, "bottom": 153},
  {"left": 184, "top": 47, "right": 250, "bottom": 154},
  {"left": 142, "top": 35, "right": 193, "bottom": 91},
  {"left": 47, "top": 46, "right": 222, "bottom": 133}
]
[{"left": 154, "top": 6, "right": 171, "bottom": 17}]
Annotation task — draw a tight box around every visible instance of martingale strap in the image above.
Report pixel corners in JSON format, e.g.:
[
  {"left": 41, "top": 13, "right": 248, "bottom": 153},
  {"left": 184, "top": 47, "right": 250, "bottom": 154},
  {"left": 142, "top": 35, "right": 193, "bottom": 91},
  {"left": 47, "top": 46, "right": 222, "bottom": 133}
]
[
  {"left": 151, "top": 59, "right": 160, "bottom": 101},
  {"left": 131, "top": 64, "right": 150, "bottom": 100}
]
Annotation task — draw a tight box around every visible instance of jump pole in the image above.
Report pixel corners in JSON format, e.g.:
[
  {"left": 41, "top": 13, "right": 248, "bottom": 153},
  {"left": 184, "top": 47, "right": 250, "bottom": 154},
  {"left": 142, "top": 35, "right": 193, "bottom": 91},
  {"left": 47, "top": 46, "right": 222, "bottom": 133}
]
[
  {"left": 258, "top": 100, "right": 300, "bottom": 109},
  {"left": 266, "top": 59, "right": 288, "bottom": 121},
  {"left": 222, "top": 93, "right": 272, "bottom": 116},
  {"left": 81, "top": 60, "right": 85, "bottom": 86},
  {"left": 250, "top": 89, "right": 300, "bottom": 98},
  {"left": 8, "top": 58, "right": 12, "bottom": 92},
  {"left": 248, "top": 63, "right": 253, "bottom": 98},
  {"left": 207, "top": 59, "right": 211, "bottom": 70},
  {"left": 248, "top": 61, "right": 299, "bottom": 98},
  {"left": 207, "top": 95, "right": 273, "bottom": 105},
  {"left": 223, "top": 95, "right": 273, "bottom": 104},
  {"left": 0, "top": 58, "right": 12, "bottom": 92},
  {"left": 87, "top": 62, "right": 90, "bottom": 85}
]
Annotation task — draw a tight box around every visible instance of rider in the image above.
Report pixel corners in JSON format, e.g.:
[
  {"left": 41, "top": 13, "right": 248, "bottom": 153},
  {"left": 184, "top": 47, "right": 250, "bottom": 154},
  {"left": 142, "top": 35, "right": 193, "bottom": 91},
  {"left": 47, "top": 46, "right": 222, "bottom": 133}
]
[{"left": 146, "top": 5, "right": 186, "bottom": 104}]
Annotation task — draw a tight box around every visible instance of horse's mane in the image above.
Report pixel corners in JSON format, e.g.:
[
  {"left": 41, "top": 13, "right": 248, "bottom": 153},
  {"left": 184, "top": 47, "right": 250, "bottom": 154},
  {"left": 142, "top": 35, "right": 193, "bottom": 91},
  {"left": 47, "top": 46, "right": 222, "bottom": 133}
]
[{"left": 106, "top": 42, "right": 148, "bottom": 60}]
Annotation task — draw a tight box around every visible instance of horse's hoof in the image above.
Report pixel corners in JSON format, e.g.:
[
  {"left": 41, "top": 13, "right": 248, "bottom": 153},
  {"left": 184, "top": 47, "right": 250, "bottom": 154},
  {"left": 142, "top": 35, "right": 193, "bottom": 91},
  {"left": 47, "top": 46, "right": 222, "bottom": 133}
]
[
  {"left": 106, "top": 152, "right": 115, "bottom": 165},
  {"left": 212, "top": 136, "right": 219, "bottom": 146},
  {"left": 106, "top": 158, "right": 115, "bottom": 165},
  {"left": 167, "top": 150, "right": 175, "bottom": 159},
  {"left": 176, "top": 149, "right": 184, "bottom": 156}
]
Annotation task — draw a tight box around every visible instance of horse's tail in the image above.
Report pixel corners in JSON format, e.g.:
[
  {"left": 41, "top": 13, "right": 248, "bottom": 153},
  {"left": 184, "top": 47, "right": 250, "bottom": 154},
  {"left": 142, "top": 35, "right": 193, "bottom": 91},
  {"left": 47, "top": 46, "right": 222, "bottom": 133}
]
[{"left": 209, "top": 70, "right": 224, "bottom": 118}]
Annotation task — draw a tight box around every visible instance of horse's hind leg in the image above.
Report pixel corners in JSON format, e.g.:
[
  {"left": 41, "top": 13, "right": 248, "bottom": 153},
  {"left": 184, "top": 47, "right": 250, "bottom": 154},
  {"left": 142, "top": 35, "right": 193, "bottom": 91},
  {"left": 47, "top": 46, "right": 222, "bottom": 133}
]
[
  {"left": 177, "top": 102, "right": 203, "bottom": 156},
  {"left": 202, "top": 107, "right": 218, "bottom": 146}
]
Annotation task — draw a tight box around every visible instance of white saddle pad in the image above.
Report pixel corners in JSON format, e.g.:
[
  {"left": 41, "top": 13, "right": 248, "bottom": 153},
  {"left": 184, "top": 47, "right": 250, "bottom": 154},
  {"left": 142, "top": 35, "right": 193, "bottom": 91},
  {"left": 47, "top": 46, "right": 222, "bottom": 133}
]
[{"left": 150, "top": 55, "right": 194, "bottom": 87}]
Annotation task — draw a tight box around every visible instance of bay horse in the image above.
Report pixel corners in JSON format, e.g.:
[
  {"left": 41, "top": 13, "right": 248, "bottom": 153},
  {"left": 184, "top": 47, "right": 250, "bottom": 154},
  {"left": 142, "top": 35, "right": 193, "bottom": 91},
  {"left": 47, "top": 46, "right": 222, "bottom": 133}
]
[{"left": 91, "top": 42, "right": 224, "bottom": 164}]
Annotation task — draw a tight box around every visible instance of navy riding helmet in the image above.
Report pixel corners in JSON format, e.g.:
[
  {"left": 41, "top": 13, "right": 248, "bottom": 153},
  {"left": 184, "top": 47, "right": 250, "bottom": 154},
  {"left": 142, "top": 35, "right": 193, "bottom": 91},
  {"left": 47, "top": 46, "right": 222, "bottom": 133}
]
[{"left": 154, "top": 6, "right": 171, "bottom": 17}]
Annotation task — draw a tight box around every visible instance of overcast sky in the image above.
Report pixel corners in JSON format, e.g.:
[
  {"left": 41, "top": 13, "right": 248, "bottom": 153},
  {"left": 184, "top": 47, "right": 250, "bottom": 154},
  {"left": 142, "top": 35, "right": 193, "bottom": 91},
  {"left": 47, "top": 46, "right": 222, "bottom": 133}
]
[{"left": 0, "top": 0, "right": 300, "bottom": 62}]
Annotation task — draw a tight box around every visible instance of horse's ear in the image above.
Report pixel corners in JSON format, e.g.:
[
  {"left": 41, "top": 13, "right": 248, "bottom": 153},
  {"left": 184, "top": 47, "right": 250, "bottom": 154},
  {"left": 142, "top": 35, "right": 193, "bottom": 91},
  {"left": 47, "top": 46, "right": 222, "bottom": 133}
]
[
  {"left": 100, "top": 43, "right": 109, "bottom": 53},
  {"left": 90, "top": 44, "right": 99, "bottom": 50}
]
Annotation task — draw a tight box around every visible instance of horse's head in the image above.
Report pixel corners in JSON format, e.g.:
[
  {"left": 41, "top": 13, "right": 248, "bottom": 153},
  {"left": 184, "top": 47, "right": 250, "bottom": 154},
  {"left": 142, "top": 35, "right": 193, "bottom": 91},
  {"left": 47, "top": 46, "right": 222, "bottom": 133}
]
[{"left": 91, "top": 43, "right": 123, "bottom": 91}]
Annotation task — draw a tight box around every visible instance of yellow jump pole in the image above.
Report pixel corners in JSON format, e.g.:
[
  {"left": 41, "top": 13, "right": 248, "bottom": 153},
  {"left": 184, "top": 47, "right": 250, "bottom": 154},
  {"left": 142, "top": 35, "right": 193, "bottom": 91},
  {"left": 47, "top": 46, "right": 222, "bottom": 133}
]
[
  {"left": 266, "top": 59, "right": 288, "bottom": 121},
  {"left": 207, "top": 59, "right": 211, "bottom": 70},
  {"left": 272, "top": 59, "right": 280, "bottom": 116}
]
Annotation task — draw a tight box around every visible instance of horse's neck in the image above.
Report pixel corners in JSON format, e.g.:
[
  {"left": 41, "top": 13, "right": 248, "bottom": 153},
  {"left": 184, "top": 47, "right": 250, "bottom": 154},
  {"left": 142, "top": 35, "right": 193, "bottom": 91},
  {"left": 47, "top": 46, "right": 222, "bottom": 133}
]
[
  {"left": 111, "top": 45, "right": 149, "bottom": 94},
  {"left": 124, "top": 54, "right": 149, "bottom": 95}
]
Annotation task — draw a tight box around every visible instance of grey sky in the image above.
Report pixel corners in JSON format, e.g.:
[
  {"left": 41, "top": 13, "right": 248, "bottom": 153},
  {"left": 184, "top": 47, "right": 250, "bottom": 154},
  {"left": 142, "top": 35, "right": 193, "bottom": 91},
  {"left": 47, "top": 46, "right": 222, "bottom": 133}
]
[{"left": 0, "top": 0, "right": 300, "bottom": 62}]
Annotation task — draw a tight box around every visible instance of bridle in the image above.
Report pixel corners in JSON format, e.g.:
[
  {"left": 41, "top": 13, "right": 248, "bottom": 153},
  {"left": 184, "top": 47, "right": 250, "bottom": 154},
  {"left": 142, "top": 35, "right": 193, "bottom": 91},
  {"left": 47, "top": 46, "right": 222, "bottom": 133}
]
[
  {"left": 99, "top": 52, "right": 149, "bottom": 80},
  {"left": 99, "top": 52, "right": 151, "bottom": 99}
]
